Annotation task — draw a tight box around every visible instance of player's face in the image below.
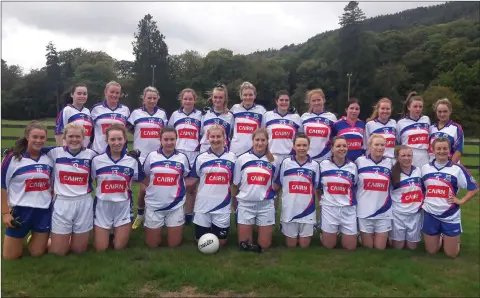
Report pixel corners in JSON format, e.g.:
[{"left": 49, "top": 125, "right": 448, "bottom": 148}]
[
  {"left": 105, "top": 85, "right": 121, "bottom": 104},
  {"left": 72, "top": 86, "right": 88, "bottom": 106},
  {"left": 332, "top": 139, "right": 348, "bottom": 160},
  {"left": 143, "top": 91, "right": 159, "bottom": 109},
  {"left": 65, "top": 128, "right": 84, "bottom": 151},
  {"left": 408, "top": 100, "right": 423, "bottom": 119},
  {"left": 294, "top": 138, "right": 309, "bottom": 158},
  {"left": 346, "top": 103, "right": 360, "bottom": 120},
  {"left": 310, "top": 94, "right": 325, "bottom": 113},
  {"left": 208, "top": 129, "right": 225, "bottom": 151},
  {"left": 378, "top": 102, "right": 391, "bottom": 121},
  {"left": 276, "top": 95, "right": 290, "bottom": 112},
  {"left": 27, "top": 129, "right": 47, "bottom": 152},
  {"left": 241, "top": 88, "right": 255, "bottom": 106},
  {"left": 182, "top": 92, "right": 195, "bottom": 110},
  {"left": 253, "top": 133, "right": 268, "bottom": 154},
  {"left": 161, "top": 132, "right": 176, "bottom": 153},
  {"left": 370, "top": 137, "right": 386, "bottom": 158},
  {"left": 433, "top": 141, "right": 450, "bottom": 162},
  {"left": 107, "top": 130, "right": 126, "bottom": 154},
  {"left": 397, "top": 148, "right": 413, "bottom": 168},
  {"left": 436, "top": 104, "right": 451, "bottom": 122},
  {"left": 212, "top": 90, "right": 225, "bottom": 111}
]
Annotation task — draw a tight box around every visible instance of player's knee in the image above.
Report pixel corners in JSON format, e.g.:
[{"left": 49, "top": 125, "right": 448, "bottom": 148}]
[{"left": 444, "top": 247, "right": 460, "bottom": 258}]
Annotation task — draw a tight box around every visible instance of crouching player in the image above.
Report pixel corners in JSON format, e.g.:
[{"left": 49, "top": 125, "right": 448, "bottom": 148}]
[
  {"left": 142, "top": 127, "right": 190, "bottom": 248},
  {"left": 91, "top": 124, "right": 144, "bottom": 251},
  {"left": 190, "top": 125, "right": 236, "bottom": 247},
  {"left": 274, "top": 133, "right": 320, "bottom": 248}
]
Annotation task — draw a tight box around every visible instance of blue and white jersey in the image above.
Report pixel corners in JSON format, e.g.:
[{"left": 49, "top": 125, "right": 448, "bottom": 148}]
[
  {"left": 55, "top": 105, "right": 93, "bottom": 148},
  {"left": 91, "top": 147, "right": 144, "bottom": 202},
  {"left": 365, "top": 119, "right": 397, "bottom": 159},
  {"left": 300, "top": 111, "right": 337, "bottom": 160},
  {"left": 262, "top": 109, "right": 302, "bottom": 156},
  {"left": 143, "top": 149, "right": 190, "bottom": 212},
  {"left": 421, "top": 160, "right": 478, "bottom": 223},
  {"left": 429, "top": 120, "right": 464, "bottom": 161},
  {"left": 199, "top": 108, "right": 234, "bottom": 153},
  {"left": 167, "top": 108, "right": 202, "bottom": 152},
  {"left": 1, "top": 152, "right": 53, "bottom": 209},
  {"left": 391, "top": 166, "right": 424, "bottom": 214},
  {"left": 43, "top": 146, "right": 97, "bottom": 198},
  {"left": 275, "top": 156, "right": 320, "bottom": 224},
  {"left": 233, "top": 150, "right": 279, "bottom": 202},
  {"left": 90, "top": 101, "right": 130, "bottom": 154},
  {"left": 127, "top": 106, "right": 168, "bottom": 161},
  {"left": 319, "top": 159, "right": 357, "bottom": 207},
  {"left": 355, "top": 156, "right": 393, "bottom": 219},
  {"left": 332, "top": 117, "right": 366, "bottom": 161},
  {"left": 229, "top": 103, "right": 266, "bottom": 156},
  {"left": 396, "top": 115, "right": 430, "bottom": 150},
  {"left": 190, "top": 148, "right": 236, "bottom": 214}
]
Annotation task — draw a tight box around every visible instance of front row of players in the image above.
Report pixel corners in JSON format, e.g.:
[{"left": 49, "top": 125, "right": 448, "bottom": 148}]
[{"left": 2, "top": 121, "right": 478, "bottom": 259}]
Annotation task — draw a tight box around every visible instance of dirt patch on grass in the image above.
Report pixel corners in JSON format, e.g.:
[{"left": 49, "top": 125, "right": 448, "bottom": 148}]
[{"left": 141, "top": 285, "right": 256, "bottom": 297}]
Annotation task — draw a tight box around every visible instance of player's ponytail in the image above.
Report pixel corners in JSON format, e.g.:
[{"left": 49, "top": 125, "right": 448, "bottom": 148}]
[
  {"left": 402, "top": 91, "right": 423, "bottom": 118},
  {"left": 252, "top": 128, "right": 274, "bottom": 163},
  {"left": 206, "top": 83, "right": 229, "bottom": 114},
  {"left": 391, "top": 145, "right": 410, "bottom": 187},
  {"left": 12, "top": 121, "right": 48, "bottom": 160}
]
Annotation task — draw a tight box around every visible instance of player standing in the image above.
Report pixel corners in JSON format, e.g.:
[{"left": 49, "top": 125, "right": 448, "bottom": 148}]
[{"left": 365, "top": 98, "right": 397, "bottom": 160}]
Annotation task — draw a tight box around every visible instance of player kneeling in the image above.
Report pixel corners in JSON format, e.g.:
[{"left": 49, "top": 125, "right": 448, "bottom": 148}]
[
  {"left": 91, "top": 124, "right": 144, "bottom": 251},
  {"left": 274, "top": 134, "right": 320, "bottom": 248},
  {"left": 190, "top": 125, "right": 236, "bottom": 247},
  {"left": 142, "top": 127, "right": 190, "bottom": 247}
]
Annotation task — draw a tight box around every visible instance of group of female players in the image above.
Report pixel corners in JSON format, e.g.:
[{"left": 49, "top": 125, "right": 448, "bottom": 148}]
[{"left": 1, "top": 80, "right": 478, "bottom": 260}]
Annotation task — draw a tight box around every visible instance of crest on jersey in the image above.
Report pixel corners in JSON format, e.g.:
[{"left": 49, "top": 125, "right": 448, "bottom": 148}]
[
  {"left": 443, "top": 133, "right": 448, "bottom": 138},
  {"left": 175, "top": 162, "right": 181, "bottom": 169},
  {"left": 267, "top": 163, "right": 272, "bottom": 170},
  {"left": 445, "top": 175, "right": 451, "bottom": 182},
  {"left": 307, "top": 170, "right": 313, "bottom": 178},
  {"left": 227, "top": 161, "right": 232, "bottom": 167},
  {"left": 384, "top": 168, "right": 389, "bottom": 174},
  {"left": 124, "top": 168, "right": 130, "bottom": 175},
  {"left": 84, "top": 160, "right": 90, "bottom": 167},
  {"left": 254, "top": 114, "right": 259, "bottom": 120}
]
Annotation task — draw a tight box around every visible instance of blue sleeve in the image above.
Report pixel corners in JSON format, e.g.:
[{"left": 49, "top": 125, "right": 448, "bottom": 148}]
[
  {"left": 274, "top": 163, "right": 283, "bottom": 187},
  {"left": 189, "top": 157, "right": 199, "bottom": 178},
  {"left": 1, "top": 153, "right": 13, "bottom": 189},
  {"left": 55, "top": 109, "right": 65, "bottom": 135},
  {"left": 455, "top": 125, "right": 464, "bottom": 153},
  {"left": 459, "top": 165, "right": 479, "bottom": 191},
  {"left": 136, "top": 160, "right": 145, "bottom": 182}
]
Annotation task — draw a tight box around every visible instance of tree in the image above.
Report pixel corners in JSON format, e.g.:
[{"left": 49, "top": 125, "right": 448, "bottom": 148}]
[
  {"left": 339, "top": 1, "right": 366, "bottom": 27},
  {"left": 72, "top": 61, "right": 117, "bottom": 105},
  {"left": 45, "top": 41, "right": 63, "bottom": 115}
]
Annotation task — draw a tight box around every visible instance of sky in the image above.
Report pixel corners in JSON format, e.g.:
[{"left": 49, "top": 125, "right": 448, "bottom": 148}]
[{"left": 2, "top": 1, "right": 443, "bottom": 72}]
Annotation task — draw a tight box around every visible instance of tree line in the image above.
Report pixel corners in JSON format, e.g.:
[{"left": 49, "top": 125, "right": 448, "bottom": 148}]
[{"left": 1, "top": 1, "right": 479, "bottom": 136}]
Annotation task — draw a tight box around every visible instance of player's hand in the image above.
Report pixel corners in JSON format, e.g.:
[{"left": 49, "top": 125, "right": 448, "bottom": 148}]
[
  {"left": 2, "top": 213, "right": 14, "bottom": 228},
  {"left": 447, "top": 195, "right": 466, "bottom": 205}
]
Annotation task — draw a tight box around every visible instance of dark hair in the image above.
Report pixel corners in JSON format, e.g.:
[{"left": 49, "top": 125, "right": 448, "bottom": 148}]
[
  {"left": 431, "top": 137, "right": 451, "bottom": 152},
  {"left": 275, "top": 90, "right": 290, "bottom": 100},
  {"left": 12, "top": 121, "right": 48, "bottom": 160},
  {"left": 346, "top": 97, "right": 361, "bottom": 110},
  {"left": 160, "top": 126, "right": 177, "bottom": 139},
  {"left": 402, "top": 91, "right": 423, "bottom": 118},
  {"left": 62, "top": 83, "right": 87, "bottom": 107},
  {"left": 331, "top": 136, "right": 348, "bottom": 159},
  {"left": 293, "top": 133, "right": 310, "bottom": 145},
  {"left": 105, "top": 123, "right": 127, "bottom": 142},
  {"left": 391, "top": 145, "right": 412, "bottom": 187}
]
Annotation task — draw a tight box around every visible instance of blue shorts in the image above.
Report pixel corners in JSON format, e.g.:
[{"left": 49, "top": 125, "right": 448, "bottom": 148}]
[
  {"left": 5, "top": 206, "right": 52, "bottom": 238},
  {"left": 422, "top": 211, "right": 462, "bottom": 237}
]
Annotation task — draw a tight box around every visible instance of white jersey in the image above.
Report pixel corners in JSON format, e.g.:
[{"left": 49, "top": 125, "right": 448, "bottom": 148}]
[
  {"left": 233, "top": 150, "right": 279, "bottom": 202},
  {"left": 275, "top": 156, "right": 320, "bottom": 223},
  {"left": 127, "top": 106, "right": 168, "bottom": 160},
  {"left": 90, "top": 101, "right": 130, "bottom": 154},
  {"left": 429, "top": 120, "right": 464, "bottom": 160},
  {"left": 55, "top": 105, "right": 93, "bottom": 148},
  {"left": 199, "top": 108, "right": 234, "bottom": 153},
  {"left": 167, "top": 108, "right": 202, "bottom": 152},
  {"left": 1, "top": 152, "right": 53, "bottom": 209},
  {"left": 355, "top": 156, "right": 393, "bottom": 219},
  {"left": 44, "top": 146, "right": 97, "bottom": 198},
  {"left": 143, "top": 149, "right": 190, "bottom": 211},
  {"left": 91, "top": 148, "right": 144, "bottom": 202},
  {"left": 262, "top": 109, "right": 302, "bottom": 156},
  {"left": 397, "top": 116, "right": 430, "bottom": 150},
  {"left": 229, "top": 104, "right": 267, "bottom": 156},
  {"left": 191, "top": 148, "right": 236, "bottom": 214},
  {"left": 390, "top": 166, "right": 424, "bottom": 214},
  {"left": 319, "top": 159, "right": 358, "bottom": 207},
  {"left": 365, "top": 119, "right": 397, "bottom": 159},
  {"left": 421, "top": 161, "right": 478, "bottom": 223},
  {"left": 300, "top": 111, "right": 337, "bottom": 160}
]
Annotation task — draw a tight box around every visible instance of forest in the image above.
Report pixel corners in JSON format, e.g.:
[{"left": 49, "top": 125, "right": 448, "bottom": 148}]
[{"left": 1, "top": 1, "right": 479, "bottom": 136}]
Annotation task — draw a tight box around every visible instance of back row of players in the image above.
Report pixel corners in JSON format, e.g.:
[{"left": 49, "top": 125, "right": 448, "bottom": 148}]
[{"left": 2, "top": 81, "right": 477, "bottom": 259}]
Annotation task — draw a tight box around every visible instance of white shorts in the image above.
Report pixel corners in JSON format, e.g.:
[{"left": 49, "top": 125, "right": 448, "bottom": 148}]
[
  {"left": 237, "top": 199, "right": 275, "bottom": 226},
  {"left": 145, "top": 206, "right": 185, "bottom": 229},
  {"left": 52, "top": 194, "right": 93, "bottom": 234},
  {"left": 358, "top": 218, "right": 392, "bottom": 234},
  {"left": 412, "top": 149, "right": 429, "bottom": 168},
  {"left": 273, "top": 154, "right": 291, "bottom": 164},
  {"left": 321, "top": 205, "right": 357, "bottom": 235},
  {"left": 193, "top": 212, "right": 230, "bottom": 229},
  {"left": 281, "top": 222, "right": 314, "bottom": 238},
  {"left": 177, "top": 149, "right": 199, "bottom": 167},
  {"left": 94, "top": 199, "right": 131, "bottom": 229},
  {"left": 390, "top": 211, "right": 422, "bottom": 242}
]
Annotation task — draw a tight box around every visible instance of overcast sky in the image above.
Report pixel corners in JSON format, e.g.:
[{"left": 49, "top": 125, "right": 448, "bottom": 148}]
[{"left": 2, "top": 1, "right": 443, "bottom": 72}]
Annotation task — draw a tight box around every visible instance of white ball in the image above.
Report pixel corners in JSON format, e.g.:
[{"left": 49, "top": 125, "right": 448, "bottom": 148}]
[{"left": 197, "top": 233, "right": 220, "bottom": 254}]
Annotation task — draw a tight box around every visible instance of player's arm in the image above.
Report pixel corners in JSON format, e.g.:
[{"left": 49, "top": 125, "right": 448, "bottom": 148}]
[
  {"left": 1, "top": 155, "right": 13, "bottom": 228},
  {"left": 452, "top": 126, "right": 464, "bottom": 163},
  {"left": 448, "top": 166, "right": 479, "bottom": 205}
]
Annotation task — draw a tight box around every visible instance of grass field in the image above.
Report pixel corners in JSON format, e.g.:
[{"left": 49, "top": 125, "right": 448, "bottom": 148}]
[{"left": 1, "top": 121, "right": 480, "bottom": 297}]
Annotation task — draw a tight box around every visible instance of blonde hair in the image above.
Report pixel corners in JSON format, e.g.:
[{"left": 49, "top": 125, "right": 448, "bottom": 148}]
[
  {"left": 105, "top": 81, "right": 121, "bottom": 92},
  {"left": 239, "top": 81, "right": 257, "bottom": 98},
  {"left": 142, "top": 86, "right": 159, "bottom": 99},
  {"left": 367, "top": 97, "right": 392, "bottom": 122},
  {"left": 431, "top": 136, "right": 451, "bottom": 150},
  {"left": 62, "top": 123, "right": 85, "bottom": 140},
  {"left": 252, "top": 128, "right": 274, "bottom": 162},
  {"left": 178, "top": 88, "right": 197, "bottom": 105},
  {"left": 305, "top": 89, "right": 325, "bottom": 112},
  {"left": 105, "top": 123, "right": 127, "bottom": 142},
  {"left": 367, "top": 133, "right": 386, "bottom": 148},
  {"left": 433, "top": 98, "right": 452, "bottom": 113},
  {"left": 206, "top": 124, "right": 227, "bottom": 147},
  {"left": 207, "top": 84, "right": 229, "bottom": 113}
]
